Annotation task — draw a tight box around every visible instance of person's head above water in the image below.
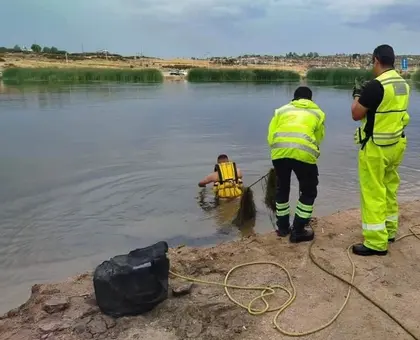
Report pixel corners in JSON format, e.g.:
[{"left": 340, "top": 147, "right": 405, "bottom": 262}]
[
  {"left": 372, "top": 44, "right": 395, "bottom": 76},
  {"left": 217, "top": 154, "right": 229, "bottom": 163},
  {"left": 293, "top": 86, "right": 312, "bottom": 101}
]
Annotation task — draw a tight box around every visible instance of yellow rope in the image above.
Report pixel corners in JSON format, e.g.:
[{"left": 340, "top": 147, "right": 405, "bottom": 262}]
[{"left": 169, "top": 227, "right": 420, "bottom": 339}]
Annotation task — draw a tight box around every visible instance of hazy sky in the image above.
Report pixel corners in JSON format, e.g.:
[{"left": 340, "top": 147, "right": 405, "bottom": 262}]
[{"left": 1, "top": 0, "right": 420, "bottom": 58}]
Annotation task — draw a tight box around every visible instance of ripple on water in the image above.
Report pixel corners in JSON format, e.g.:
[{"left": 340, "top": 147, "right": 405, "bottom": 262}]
[
  {"left": 1, "top": 83, "right": 420, "bottom": 315},
  {"left": 0, "top": 166, "right": 176, "bottom": 269}
]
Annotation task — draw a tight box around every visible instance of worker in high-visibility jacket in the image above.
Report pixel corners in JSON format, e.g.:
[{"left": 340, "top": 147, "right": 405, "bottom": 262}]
[
  {"left": 198, "top": 154, "right": 243, "bottom": 199},
  {"left": 267, "top": 86, "right": 326, "bottom": 243},
  {"left": 351, "top": 44, "right": 410, "bottom": 256}
]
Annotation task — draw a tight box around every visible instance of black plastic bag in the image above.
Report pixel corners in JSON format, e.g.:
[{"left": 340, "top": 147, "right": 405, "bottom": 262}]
[{"left": 93, "top": 241, "right": 169, "bottom": 317}]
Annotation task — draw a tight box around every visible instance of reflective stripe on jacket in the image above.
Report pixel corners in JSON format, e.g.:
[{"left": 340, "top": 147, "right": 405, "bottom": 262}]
[
  {"left": 355, "top": 69, "right": 410, "bottom": 147},
  {"left": 267, "top": 99, "right": 326, "bottom": 164}
]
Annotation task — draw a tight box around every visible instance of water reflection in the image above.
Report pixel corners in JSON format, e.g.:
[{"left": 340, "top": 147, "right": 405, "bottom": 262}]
[
  {"left": 1, "top": 82, "right": 165, "bottom": 110},
  {"left": 196, "top": 188, "right": 256, "bottom": 237},
  {"left": 306, "top": 81, "right": 354, "bottom": 90}
]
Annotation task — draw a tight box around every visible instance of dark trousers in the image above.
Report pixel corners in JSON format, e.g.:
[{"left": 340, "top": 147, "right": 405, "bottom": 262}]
[{"left": 272, "top": 158, "right": 319, "bottom": 230}]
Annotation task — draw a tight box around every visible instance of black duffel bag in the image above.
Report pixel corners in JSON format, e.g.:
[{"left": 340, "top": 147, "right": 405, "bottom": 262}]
[{"left": 93, "top": 241, "right": 169, "bottom": 317}]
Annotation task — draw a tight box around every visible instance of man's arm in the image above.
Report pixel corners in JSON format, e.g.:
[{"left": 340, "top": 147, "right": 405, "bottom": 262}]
[
  {"left": 237, "top": 168, "right": 243, "bottom": 179},
  {"left": 267, "top": 111, "right": 279, "bottom": 146},
  {"left": 402, "top": 111, "right": 410, "bottom": 128},
  {"left": 351, "top": 97, "right": 368, "bottom": 121},
  {"left": 198, "top": 172, "right": 217, "bottom": 187},
  {"left": 314, "top": 116, "right": 325, "bottom": 146},
  {"left": 402, "top": 86, "right": 411, "bottom": 128},
  {"left": 351, "top": 80, "right": 383, "bottom": 121}
]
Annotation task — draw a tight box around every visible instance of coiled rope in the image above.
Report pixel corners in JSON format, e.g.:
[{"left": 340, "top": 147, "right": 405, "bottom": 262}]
[{"left": 169, "top": 226, "right": 420, "bottom": 338}]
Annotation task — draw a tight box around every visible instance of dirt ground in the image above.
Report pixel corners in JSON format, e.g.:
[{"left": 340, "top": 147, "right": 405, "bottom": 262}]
[
  {"left": 1, "top": 201, "right": 420, "bottom": 340},
  {"left": 0, "top": 54, "right": 308, "bottom": 75}
]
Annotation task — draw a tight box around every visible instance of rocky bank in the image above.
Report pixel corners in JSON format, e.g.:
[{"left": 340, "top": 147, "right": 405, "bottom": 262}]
[{"left": 1, "top": 201, "right": 420, "bottom": 340}]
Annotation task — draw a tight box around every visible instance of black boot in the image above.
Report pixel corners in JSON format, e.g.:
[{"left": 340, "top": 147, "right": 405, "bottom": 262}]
[
  {"left": 289, "top": 224, "right": 314, "bottom": 243},
  {"left": 276, "top": 215, "right": 290, "bottom": 237},
  {"left": 352, "top": 244, "right": 387, "bottom": 256},
  {"left": 388, "top": 238, "right": 395, "bottom": 243},
  {"left": 276, "top": 222, "right": 290, "bottom": 237}
]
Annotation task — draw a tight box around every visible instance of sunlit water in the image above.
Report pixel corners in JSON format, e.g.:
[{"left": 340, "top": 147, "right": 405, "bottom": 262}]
[{"left": 0, "top": 81, "right": 419, "bottom": 313}]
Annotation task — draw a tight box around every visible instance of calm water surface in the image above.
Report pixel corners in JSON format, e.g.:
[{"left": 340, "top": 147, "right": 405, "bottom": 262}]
[{"left": 0, "top": 81, "right": 419, "bottom": 313}]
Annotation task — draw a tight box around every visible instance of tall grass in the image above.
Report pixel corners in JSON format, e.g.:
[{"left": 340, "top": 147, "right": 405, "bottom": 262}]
[
  {"left": 2, "top": 67, "right": 164, "bottom": 84},
  {"left": 413, "top": 69, "right": 420, "bottom": 82},
  {"left": 401, "top": 72, "right": 411, "bottom": 80},
  {"left": 187, "top": 68, "right": 300, "bottom": 82},
  {"left": 306, "top": 68, "right": 373, "bottom": 85},
  {"left": 413, "top": 69, "right": 420, "bottom": 90}
]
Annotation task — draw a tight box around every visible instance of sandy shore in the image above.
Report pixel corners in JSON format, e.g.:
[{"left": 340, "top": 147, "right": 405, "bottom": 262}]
[{"left": 1, "top": 200, "right": 420, "bottom": 340}]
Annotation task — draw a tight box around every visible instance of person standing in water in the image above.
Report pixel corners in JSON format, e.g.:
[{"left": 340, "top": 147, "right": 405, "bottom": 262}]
[{"left": 198, "top": 154, "right": 243, "bottom": 199}]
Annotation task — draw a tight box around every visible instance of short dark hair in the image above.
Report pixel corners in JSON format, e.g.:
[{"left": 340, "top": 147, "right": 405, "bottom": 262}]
[
  {"left": 373, "top": 44, "right": 395, "bottom": 67},
  {"left": 217, "top": 154, "right": 228, "bottom": 162},
  {"left": 293, "top": 86, "right": 312, "bottom": 100}
]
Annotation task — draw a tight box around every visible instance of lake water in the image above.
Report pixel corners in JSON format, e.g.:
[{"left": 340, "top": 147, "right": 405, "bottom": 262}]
[{"left": 0, "top": 81, "right": 419, "bottom": 313}]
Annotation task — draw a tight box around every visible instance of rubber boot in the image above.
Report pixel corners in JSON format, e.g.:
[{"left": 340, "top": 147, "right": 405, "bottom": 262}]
[
  {"left": 289, "top": 224, "right": 314, "bottom": 243},
  {"left": 352, "top": 244, "right": 387, "bottom": 256},
  {"left": 276, "top": 221, "right": 290, "bottom": 237},
  {"left": 276, "top": 215, "right": 290, "bottom": 237},
  {"left": 276, "top": 225, "right": 290, "bottom": 237}
]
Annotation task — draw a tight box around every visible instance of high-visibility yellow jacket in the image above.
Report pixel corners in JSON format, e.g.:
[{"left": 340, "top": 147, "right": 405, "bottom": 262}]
[
  {"left": 355, "top": 69, "right": 410, "bottom": 147},
  {"left": 212, "top": 161, "right": 243, "bottom": 199},
  {"left": 267, "top": 99, "right": 326, "bottom": 164}
]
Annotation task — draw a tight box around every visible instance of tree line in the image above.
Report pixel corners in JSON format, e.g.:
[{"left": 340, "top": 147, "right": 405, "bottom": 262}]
[{"left": 0, "top": 44, "right": 67, "bottom": 54}]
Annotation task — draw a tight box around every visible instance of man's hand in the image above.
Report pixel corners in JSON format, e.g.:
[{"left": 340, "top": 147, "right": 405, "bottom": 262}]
[
  {"left": 198, "top": 172, "right": 217, "bottom": 188},
  {"left": 352, "top": 79, "right": 369, "bottom": 99},
  {"left": 352, "top": 79, "right": 363, "bottom": 99},
  {"left": 352, "top": 86, "right": 362, "bottom": 99}
]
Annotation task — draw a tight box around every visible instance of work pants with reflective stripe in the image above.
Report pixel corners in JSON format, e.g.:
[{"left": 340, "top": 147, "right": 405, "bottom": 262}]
[
  {"left": 272, "top": 158, "right": 319, "bottom": 230},
  {"left": 358, "top": 137, "right": 407, "bottom": 251}
]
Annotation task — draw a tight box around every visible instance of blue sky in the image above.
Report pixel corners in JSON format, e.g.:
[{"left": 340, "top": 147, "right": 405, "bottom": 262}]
[{"left": 1, "top": 0, "right": 420, "bottom": 58}]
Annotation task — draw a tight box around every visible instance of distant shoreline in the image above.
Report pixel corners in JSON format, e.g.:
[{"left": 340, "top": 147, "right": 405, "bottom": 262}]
[
  {"left": 0, "top": 51, "right": 418, "bottom": 74},
  {"left": 0, "top": 52, "right": 336, "bottom": 77},
  {"left": 1, "top": 52, "right": 417, "bottom": 84},
  {"left": 1, "top": 52, "right": 417, "bottom": 85},
  {"left": 1, "top": 66, "right": 415, "bottom": 86}
]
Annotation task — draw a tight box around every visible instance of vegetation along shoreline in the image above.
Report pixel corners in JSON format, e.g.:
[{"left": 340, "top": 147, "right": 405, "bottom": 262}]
[{"left": 1, "top": 66, "right": 418, "bottom": 85}]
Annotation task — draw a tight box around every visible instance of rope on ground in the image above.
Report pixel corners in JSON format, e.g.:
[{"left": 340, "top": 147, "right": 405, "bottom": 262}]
[{"left": 169, "top": 226, "right": 420, "bottom": 339}]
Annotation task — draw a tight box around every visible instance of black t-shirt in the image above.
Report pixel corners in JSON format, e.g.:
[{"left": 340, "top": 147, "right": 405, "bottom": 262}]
[
  {"left": 358, "top": 79, "right": 384, "bottom": 112},
  {"left": 357, "top": 79, "right": 385, "bottom": 138}
]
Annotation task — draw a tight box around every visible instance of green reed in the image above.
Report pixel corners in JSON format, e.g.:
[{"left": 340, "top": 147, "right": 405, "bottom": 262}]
[
  {"left": 412, "top": 69, "right": 420, "bottom": 82},
  {"left": 306, "top": 68, "right": 374, "bottom": 85},
  {"left": 413, "top": 70, "right": 420, "bottom": 90},
  {"left": 2, "top": 67, "right": 164, "bottom": 84},
  {"left": 186, "top": 68, "right": 300, "bottom": 82}
]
